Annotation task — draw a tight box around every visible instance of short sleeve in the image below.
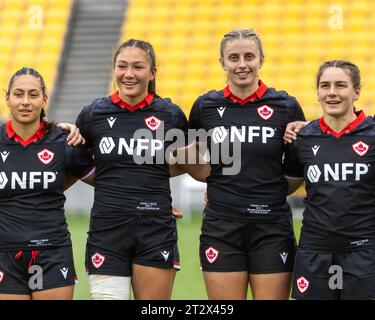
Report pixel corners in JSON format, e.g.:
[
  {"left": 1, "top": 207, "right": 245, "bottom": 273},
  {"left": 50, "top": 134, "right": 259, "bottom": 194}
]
[
  {"left": 65, "top": 144, "right": 95, "bottom": 179},
  {"left": 75, "top": 105, "right": 94, "bottom": 151},
  {"left": 188, "top": 96, "right": 203, "bottom": 130},
  {"left": 289, "top": 98, "right": 306, "bottom": 122},
  {"left": 283, "top": 140, "right": 304, "bottom": 178},
  {"left": 175, "top": 107, "right": 188, "bottom": 132},
  {"left": 172, "top": 105, "right": 189, "bottom": 149}
]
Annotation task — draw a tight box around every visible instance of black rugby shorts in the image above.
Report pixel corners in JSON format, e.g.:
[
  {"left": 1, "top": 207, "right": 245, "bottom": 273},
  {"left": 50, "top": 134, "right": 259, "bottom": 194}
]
[
  {"left": 0, "top": 246, "right": 77, "bottom": 294},
  {"left": 292, "top": 247, "right": 375, "bottom": 300},
  {"left": 85, "top": 214, "right": 179, "bottom": 276},
  {"left": 200, "top": 214, "right": 296, "bottom": 273}
]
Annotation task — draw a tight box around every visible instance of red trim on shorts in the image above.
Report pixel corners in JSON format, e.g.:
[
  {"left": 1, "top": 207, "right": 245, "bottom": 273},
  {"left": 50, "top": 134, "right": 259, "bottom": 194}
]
[{"left": 14, "top": 250, "right": 40, "bottom": 272}]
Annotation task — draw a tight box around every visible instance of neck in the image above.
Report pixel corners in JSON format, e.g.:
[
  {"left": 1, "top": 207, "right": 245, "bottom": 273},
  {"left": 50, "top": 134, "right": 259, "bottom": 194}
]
[
  {"left": 119, "top": 91, "right": 147, "bottom": 106},
  {"left": 10, "top": 119, "right": 40, "bottom": 140},
  {"left": 323, "top": 111, "right": 357, "bottom": 133},
  {"left": 229, "top": 80, "right": 259, "bottom": 100}
]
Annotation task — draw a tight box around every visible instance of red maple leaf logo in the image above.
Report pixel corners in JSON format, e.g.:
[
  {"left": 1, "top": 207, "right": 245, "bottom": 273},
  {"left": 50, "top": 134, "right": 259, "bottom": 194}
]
[
  {"left": 37, "top": 149, "right": 54, "bottom": 164},
  {"left": 352, "top": 141, "right": 369, "bottom": 156},
  {"left": 41, "top": 151, "right": 51, "bottom": 161},
  {"left": 299, "top": 278, "right": 307, "bottom": 288},
  {"left": 205, "top": 246, "right": 219, "bottom": 263},
  {"left": 257, "top": 105, "right": 274, "bottom": 120},
  {"left": 91, "top": 253, "right": 105, "bottom": 268},
  {"left": 356, "top": 143, "right": 366, "bottom": 153},
  {"left": 144, "top": 116, "right": 161, "bottom": 131},
  {"left": 148, "top": 119, "right": 157, "bottom": 127},
  {"left": 297, "top": 276, "right": 309, "bottom": 293},
  {"left": 260, "top": 107, "right": 270, "bottom": 116},
  {"left": 207, "top": 249, "right": 216, "bottom": 259}
]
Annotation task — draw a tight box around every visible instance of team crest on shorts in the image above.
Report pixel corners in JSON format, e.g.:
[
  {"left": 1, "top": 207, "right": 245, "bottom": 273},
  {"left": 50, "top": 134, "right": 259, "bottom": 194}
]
[
  {"left": 352, "top": 141, "right": 369, "bottom": 156},
  {"left": 296, "top": 276, "right": 309, "bottom": 293},
  {"left": 257, "top": 105, "right": 274, "bottom": 120},
  {"left": 37, "top": 149, "right": 54, "bottom": 164},
  {"left": 0, "top": 270, "right": 4, "bottom": 283},
  {"left": 91, "top": 253, "right": 106, "bottom": 269},
  {"left": 205, "top": 246, "right": 219, "bottom": 264},
  {"left": 145, "top": 116, "right": 161, "bottom": 131}
]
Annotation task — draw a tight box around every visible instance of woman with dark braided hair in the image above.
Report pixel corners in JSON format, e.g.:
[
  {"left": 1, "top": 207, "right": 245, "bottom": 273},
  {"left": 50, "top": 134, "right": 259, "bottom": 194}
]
[{"left": 0, "top": 67, "right": 95, "bottom": 299}]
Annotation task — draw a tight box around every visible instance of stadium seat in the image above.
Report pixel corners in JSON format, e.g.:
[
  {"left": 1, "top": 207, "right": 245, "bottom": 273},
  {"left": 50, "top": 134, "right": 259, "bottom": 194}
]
[
  {"left": 0, "top": 0, "right": 72, "bottom": 118},
  {"left": 119, "top": 0, "right": 375, "bottom": 123}
]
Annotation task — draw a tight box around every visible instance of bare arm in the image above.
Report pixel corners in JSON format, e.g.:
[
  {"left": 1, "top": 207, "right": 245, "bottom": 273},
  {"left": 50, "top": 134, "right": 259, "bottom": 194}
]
[
  {"left": 64, "top": 168, "right": 95, "bottom": 191},
  {"left": 81, "top": 172, "right": 95, "bottom": 187},
  {"left": 172, "top": 205, "right": 183, "bottom": 219},
  {"left": 57, "top": 123, "right": 86, "bottom": 146},
  {"left": 180, "top": 162, "right": 211, "bottom": 182},
  {"left": 170, "top": 143, "right": 211, "bottom": 182},
  {"left": 64, "top": 176, "right": 79, "bottom": 191}
]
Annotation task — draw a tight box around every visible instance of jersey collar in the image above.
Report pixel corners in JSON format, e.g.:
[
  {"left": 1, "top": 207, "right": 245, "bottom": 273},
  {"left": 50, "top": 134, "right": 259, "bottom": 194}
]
[
  {"left": 6, "top": 120, "right": 46, "bottom": 147},
  {"left": 223, "top": 80, "right": 268, "bottom": 105},
  {"left": 110, "top": 91, "right": 154, "bottom": 112},
  {"left": 319, "top": 110, "right": 366, "bottom": 138}
]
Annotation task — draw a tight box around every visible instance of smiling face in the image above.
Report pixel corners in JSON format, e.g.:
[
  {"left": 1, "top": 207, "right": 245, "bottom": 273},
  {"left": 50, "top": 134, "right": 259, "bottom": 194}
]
[
  {"left": 6, "top": 74, "right": 47, "bottom": 126},
  {"left": 317, "top": 67, "right": 360, "bottom": 118},
  {"left": 220, "top": 38, "right": 262, "bottom": 95},
  {"left": 114, "top": 46, "right": 156, "bottom": 104}
]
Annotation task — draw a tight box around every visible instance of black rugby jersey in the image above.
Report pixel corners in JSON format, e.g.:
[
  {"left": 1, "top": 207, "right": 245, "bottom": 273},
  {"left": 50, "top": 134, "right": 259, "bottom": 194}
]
[
  {"left": 76, "top": 94, "right": 188, "bottom": 216},
  {"left": 0, "top": 123, "right": 94, "bottom": 249},
  {"left": 189, "top": 82, "right": 305, "bottom": 221},
  {"left": 285, "top": 112, "right": 375, "bottom": 250}
]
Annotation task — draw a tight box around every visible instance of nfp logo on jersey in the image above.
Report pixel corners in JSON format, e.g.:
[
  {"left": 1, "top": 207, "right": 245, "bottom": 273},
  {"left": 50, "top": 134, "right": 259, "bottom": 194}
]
[
  {"left": 0, "top": 171, "right": 57, "bottom": 189},
  {"left": 99, "top": 137, "right": 163, "bottom": 156},
  {"left": 211, "top": 126, "right": 275, "bottom": 144},
  {"left": 307, "top": 163, "right": 368, "bottom": 183}
]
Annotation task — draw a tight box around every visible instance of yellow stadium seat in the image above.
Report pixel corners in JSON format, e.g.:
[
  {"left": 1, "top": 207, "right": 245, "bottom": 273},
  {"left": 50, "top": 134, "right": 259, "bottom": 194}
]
[
  {"left": 27, "top": 0, "right": 48, "bottom": 6},
  {"left": 50, "top": 0, "right": 72, "bottom": 10},
  {"left": 0, "top": 0, "right": 71, "bottom": 118},
  {"left": 3, "top": 0, "right": 24, "bottom": 10},
  {"left": 0, "top": 60, "right": 10, "bottom": 73},
  {"left": 118, "top": 0, "right": 375, "bottom": 135}
]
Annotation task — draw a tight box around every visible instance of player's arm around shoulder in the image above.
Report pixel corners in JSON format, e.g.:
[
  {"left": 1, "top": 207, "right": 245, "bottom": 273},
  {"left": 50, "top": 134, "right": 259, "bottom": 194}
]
[
  {"left": 283, "top": 97, "right": 309, "bottom": 144},
  {"left": 57, "top": 122, "right": 85, "bottom": 146},
  {"left": 170, "top": 142, "right": 211, "bottom": 182},
  {"left": 283, "top": 137, "right": 304, "bottom": 195},
  {"left": 63, "top": 138, "right": 95, "bottom": 190},
  {"left": 168, "top": 98, "right": 211, "bottom": 181}
]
